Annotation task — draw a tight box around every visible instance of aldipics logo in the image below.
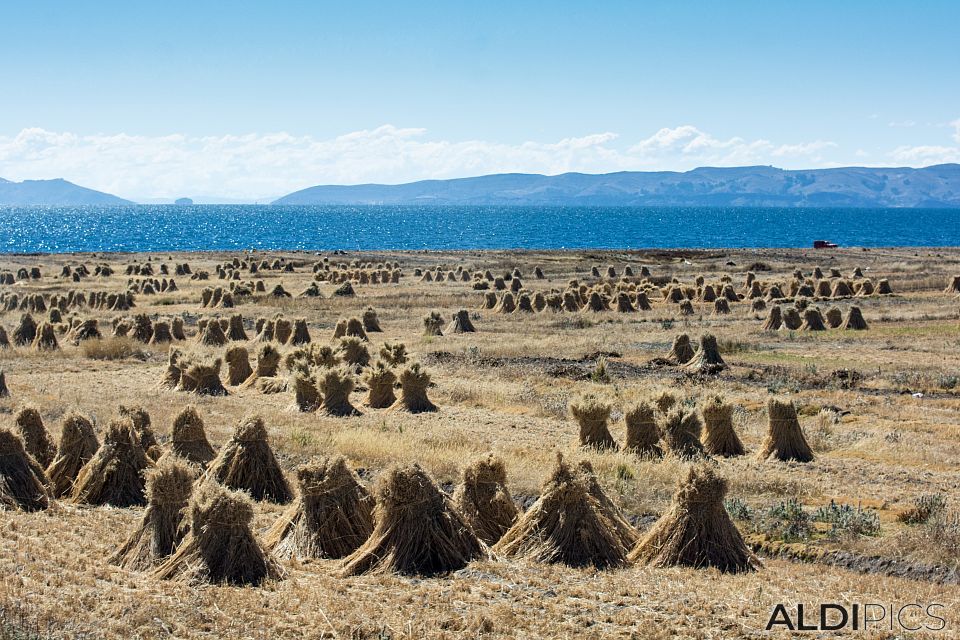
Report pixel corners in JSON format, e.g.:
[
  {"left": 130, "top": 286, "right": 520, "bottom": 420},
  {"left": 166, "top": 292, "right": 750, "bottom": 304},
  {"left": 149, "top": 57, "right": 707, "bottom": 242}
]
[{"left": 765, "top": 603, "right": 947, "bottom": 632}]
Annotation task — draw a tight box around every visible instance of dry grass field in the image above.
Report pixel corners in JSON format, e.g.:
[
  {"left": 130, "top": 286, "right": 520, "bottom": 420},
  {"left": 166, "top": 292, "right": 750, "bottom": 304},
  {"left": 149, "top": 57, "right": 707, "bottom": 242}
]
[{"left": 1, "top": 246, "right": 959, "bottom": 639}]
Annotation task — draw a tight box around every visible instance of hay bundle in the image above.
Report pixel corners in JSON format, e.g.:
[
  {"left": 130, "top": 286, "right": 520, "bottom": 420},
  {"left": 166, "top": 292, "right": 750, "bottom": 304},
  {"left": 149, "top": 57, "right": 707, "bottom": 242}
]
[
  {"left": 363, "top": 361, "right": 397, "bottom": 408},
  {"left": 758, "top": 398, "right": 814, "bottom": 462},
  {"left": 242, "top": 344, "right": 281, "bottom": 386},
  {"left": 762, "top": 305, "right": 783, "bottom": 330},
  {"left": 14, "top": 407, "right": 55, "bottom": 468},
  {"left": 0, "top": 429, "right": 50, "bottom": 511},
  {"left": 877, "top": 279, "right": 893, "bottom": 295},
  {"left": 660, "top": 408, "right": 705, "bottom": 458},
  {"left": 30, "top": 322, "right": 59, "bottom": 350},
  {"left": 392, "top": 363, "right": 437, "bottom": 413},
  {"left": 292, "top": 373, "right": 321, "bottom": 412},
  {"left": 480, "top": 292, "right": 497, "bottom": 309},
  {"left": 945, "top": 276, "right": 960, "bottom": 295},
  {"left": 110, "top": 456, "right": 194, "bottom": 569},
  {"left": 343, "top": 317, "right": 367, "bottom": 341},
  {"left": 447, "top": 309, "right": 476, "bottom": 333},
  {"left": 337, "top": 337, "right": 371, "bottom": 368},
  {"left": 423, "top": 311, "right": 444, "bottom": 336},
  {"left": 842, "top": 306, "right": 868, "bottom": 330},
  {"left": 224, "top": 345, "right": 254, "bottom": 385},
  {"left": 171, "top": 317, "right": 186, "bottom": 340},
  {"left": 831, "top": 279, "right": 854, "bottom": 297},
  {"left": 117, "top": 405, "right": 159, "bottom": 457},
  {"left": 269, "top": 284, "right": 291, "bottom": 298},
  {"left": 153, "top": 482, "right": 282, "bottom": 585},
  {"left": 148, "top": 321, "right": 172, "bottom": 344},
  {"left": 265, "top": 456, "right": 374, "bottom": 560},
  {"left": 227, "top": 314, "right": 248, "bottom": 341},
  {"left": 0, "top": 369, "right": 8, "bottom": 398},
  {"left": 72, "top": 419, "right": 152, "bottom": 507},
  {"left": 452, "top": 454, "right": 518, "bottom": 545},
  {"left": 684, "top": 333, "right": 726, "bottom": 374},
  {"left": 747, "top": 281, "right": 763, "bottom": 299},
  {"left": 171, "top": 406, "right": 216, "bottom": 466},
  {"left": 701, "top": 396, "right": 745, "bottom": 457},
  {"left": 699, "top": 284, "right": 717, "bottom": 302},
  {"left": 332, "top": 282, "right": 355, "bottom": 297},
  {"left": 825, "top": 307, "right": 843, "bottom": 328},
  {"left": 584, "top": 291, "right": 606, "bottom": 312},
  {"left": 781, "top": 306, "right": 802, "bottom": 330},
  {"left": 624, "top": 402, "right": 662, "bottom": 457},
  {"left": 46, "top": 413, "right": 99, "bottom": 497},
  {"left": 362, "top": 308, "right": 382, "bottom": 332},
  {"left": 257, "top": 377, "right": 288, "bottom": 394},
  {"left": 614, "top": 292, "right": 635, "bottom": 312},
  {"left": 513, "top": 292, "right": 533, "bottom": 312},
  {"left": 493, "top": 455, "right": 630, "bottom": 568},
  {"left": 667, "top": 333, "right": 695, "bottom": 365},
  {"left": 576, "top": 460, "right": 639, "bottom": 549},
  {"left": 340, "top": 464, "right": 486, "bottom": 576},
  {"left": 317, "top": 367, "right": 358, "bottom": 416},
  {"left": 0, "top": 326, "right": 9, "bottom": 349},
  {"left": 800, "top": 307, "right": 826, "bottom": 331},
  {"left": 287, "top": 319, "right": 311, "bottom": 345},
  {"left": 131, "top": 314, "right": 153, "bottom": 343},
  {"left": 629, "top": 463, "right": 758, "bottom": 572},
  {"left": 494, "top": 292, "right": 516, "bottom": 313},
  {"left": 176, "top": 354, "right": 228, "bottom": 396},
  {"left": 713, "top": 297, "right": 732, "bottom": 315},
  {"left": 208, "top": 416, "right": 292, "bottom": 504},
  {"left": 653, "top": 390, "right": 678, "bottom": 414},
  {"left": 253, "top": 319, "right": 275, "bottom": 342},
  {"left": 11, "top": 314, "right": 36, "bottom": 346},
  {"left": 197, "top": 318, "right": 228, "bottom": 346},
  {"left": 569, "top": 395, "right": 616, "bottom": 449},
  {"left": 161, "top": 347, "right": 182, "bottom": 388}
]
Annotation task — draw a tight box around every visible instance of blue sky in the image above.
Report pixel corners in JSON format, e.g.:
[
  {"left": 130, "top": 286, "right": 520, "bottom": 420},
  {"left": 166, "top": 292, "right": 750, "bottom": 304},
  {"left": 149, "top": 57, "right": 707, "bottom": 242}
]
[{"left": 1, "top": 1, "right": 958, "bottom": 200}]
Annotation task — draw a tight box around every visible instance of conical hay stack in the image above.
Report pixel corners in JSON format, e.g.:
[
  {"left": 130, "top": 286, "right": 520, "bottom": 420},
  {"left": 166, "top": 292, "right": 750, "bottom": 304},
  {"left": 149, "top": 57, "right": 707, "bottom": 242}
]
[
  {"left": 292, "top": 373, "right": 321, "bottom": 412},
  {"left": 561, "top": 291, "right": 579, "bottom": 311},
  {"left": 171, "top": 406, "right": 216, "bottom": 467},
  {"left": 831, "top": 279, "right": 854, "bottom": 297},
  {"left": 0, "top": 327, "right": 9, "bottom": 349},
  {"left": 391, "top": 363, "right": 437, "bottom": 413},
  {"left": 363, "top": 361, "right": 397, "bottom": 408},
  {"left": 576, "top": 460, "right": 639, "bottom": 549},
  {"left": 0, "top": 429, "right": 51, "bottom": 511},
  {"left": 337, "top": 336, "right": 371, "bottom": 367},
  {"left": 701, "top": 396, "right": 745, "bottom": 457},
  {"left": 877, "top": 279, "right": 893, "bottom": 295},
  {"left": 71, "top": 419, "right": 152, "bottom": 507},
  {"left": 423, "top": 311, "right": 444, "bottom": 336},
  {"left": 0, "top": 369, "right": 8, "bottom": 398},
  {"left": 110, "top": 455, "right": 194, "bottom": 570},
  {"left": 684, "top": 334, "right": 727, "bottom": 374},
  {"left": 14, "top": 406, "right": 56, "bottom": 468},
  {"left": 699, "top": 284, "right": 717, "bottom": 302},
  {"left": 945, "top": 275, "right": 960, "bottom": 295},
  {"left": 171, "top": 317, "right": 186, "bottom": 340},
  {"left": 148, "top": 321, "right": 172, "bottom": 344},
  {"left": 265, "top": 456, "right": 374, "bottom": 560},
  {"left": 130, "top": 314, "right": 153, "bottom": 343},
  {"left": 242, "top": 344, "right": 281, "bottom": 387},
  {"left": 532, "top": 291, "right": 547, "bottom": 311},
  {"left": 614, "top": 292, "right": 635, "bottom": 312},
  {"left": 668, "top": 333, "right": 695, "bottom": 365},
  {"left": 515, "top": 293, "right": 534, "bottom": 312},
  {"left": 224, "top": 345, "right": 253, "bottom": 385},
  {"left": 781, "top": 307, "right": 802, "bottom": 330},
  {"left": 343, "top": 317, "right": 367, "bottom": 341},
  {"left": 197, "top": 318, "right": 227, "bottom": 346},
  {"left": 660, "top": 408, "right": 706, "bottom": 458},
  {"left": 31, "top": 322, "right": 59, "bottom": 350},
  {"left": 318, "top": 367, "right": 359, "bottom": 416},
  {"left": 447, "top": 309, "right": 476, "bottom": 333},
  {"left": 340, "top": 463, "right": 486, "bottom": 576},
  {"left": 629, "top": 463, "right": 758, "bottom": 573},
  {"left": 624, "top": 402, "right": 662, "bottom": 457},
  {"left": 287, "top": 318, "right": 311, "bottom": 345},
  {"left": 569, "top": 395, "right": 616, "bottom": 449},
  {"left": 177, "top": 356, "right": 228, "bottom": 396},
  {"left": 152, "top": 482, "right": 283, "bottom": 585},
  {"left": 493, "top": 454, "right": 630, "bottom": 568},
  {"left": 758, "top": 398, "right": 814, "bottom": 462},
  {"left": 227, "top": 314, "right": 248, "bottom": 341},
  {"left": 452, "top": 454, "right": 518, "bottom": 545},
  {"left": 842, "top": 306, "right": 869, "bottom": 330},
  {"left": 584, "top": 291, "right": 606, "bottom": 312},
  {"left": 494, "top": 292, "right": 516, "bottom": 313},
  {"left": 825, "top": 307, "right": 843, "bottom": 328},
  {"left": 161, "top": 347, "right": 182, "bottom": 388},
  {"left": 713, "top": 298, "right": 730, "bottom": 315},
  {"left": 800, "top": 307, "right": 826, "bottom": 331},
  {"left": 763, "top": 305, "right": 783, "bottom": 330},
  {"left": 252, "top": 319, "right": 275, "bottom": 342},
  {"left": 480, "top": 292, "right": 497, "bottom": 309},
  {"left": 635, "top": 291, "right": 652, "bottom": 310},
  {"left": 46, "top": 412, "right": 99, "bottom": 497},
  {"left": 362, "top": 308, "right": 382, "bottom": 332},
  {"left": 208, "top": 416, "right": 292, "bottom": 504}
]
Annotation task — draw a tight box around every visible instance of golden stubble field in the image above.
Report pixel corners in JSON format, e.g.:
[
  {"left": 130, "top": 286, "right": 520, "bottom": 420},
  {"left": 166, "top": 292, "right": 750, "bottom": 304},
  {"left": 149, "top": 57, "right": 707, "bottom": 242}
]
[{"left": 1, "top": 246, "right": 959, "bottom": 639}]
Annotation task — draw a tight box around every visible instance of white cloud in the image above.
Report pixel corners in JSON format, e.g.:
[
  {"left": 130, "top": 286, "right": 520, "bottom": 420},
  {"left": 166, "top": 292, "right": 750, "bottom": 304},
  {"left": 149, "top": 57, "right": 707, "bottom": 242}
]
[
  {"left": 888, "top": 144, "right": 960, "bottom": 165},
  {"left": 0, "top": 124, "right": 846, "bottom": 201}
]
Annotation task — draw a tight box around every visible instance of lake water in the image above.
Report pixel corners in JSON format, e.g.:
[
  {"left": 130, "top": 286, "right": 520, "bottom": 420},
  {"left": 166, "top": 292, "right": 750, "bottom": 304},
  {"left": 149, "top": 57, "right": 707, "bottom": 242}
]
[{"left": 0, "top": 205, "right": 957, "bottom": 253}]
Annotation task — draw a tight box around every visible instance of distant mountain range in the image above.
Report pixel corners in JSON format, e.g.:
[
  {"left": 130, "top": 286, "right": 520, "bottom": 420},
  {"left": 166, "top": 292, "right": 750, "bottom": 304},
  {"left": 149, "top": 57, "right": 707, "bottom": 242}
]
[
  {"left": 274, "top": 164, "right": 960, "bottom": 208},
  {"left": 0, "top": 177, "right": 132, "bottom": 205}
]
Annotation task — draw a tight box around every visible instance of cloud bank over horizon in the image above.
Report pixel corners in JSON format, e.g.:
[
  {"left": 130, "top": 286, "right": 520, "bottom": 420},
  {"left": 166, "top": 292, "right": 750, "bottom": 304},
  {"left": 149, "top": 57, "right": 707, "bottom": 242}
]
[{"left": 1, "top": 123, "right": 958, "bottom": 201}]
